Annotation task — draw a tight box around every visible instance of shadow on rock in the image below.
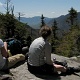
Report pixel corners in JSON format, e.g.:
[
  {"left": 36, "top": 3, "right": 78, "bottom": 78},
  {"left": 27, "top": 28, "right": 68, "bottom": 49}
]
[
  {"left": 59, "top": 72, "right": 80, "bottom": 77},
  {"left": 29, "top": 72, "right": 61, "bottom": 80},
  {"left": 0, "top": 72, "right": 12, "bottom": 80},
  {"left": 10, "top": 60, "right": 25, "bottom": 68},
  {"left": 35, "top": 74, "right": 61, "bottom": 80}
]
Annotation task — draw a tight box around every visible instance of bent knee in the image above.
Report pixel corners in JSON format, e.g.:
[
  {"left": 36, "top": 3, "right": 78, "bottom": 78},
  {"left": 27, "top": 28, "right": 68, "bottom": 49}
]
[{"left": 54, "top": 64, "right": 66, "bottom": 72}]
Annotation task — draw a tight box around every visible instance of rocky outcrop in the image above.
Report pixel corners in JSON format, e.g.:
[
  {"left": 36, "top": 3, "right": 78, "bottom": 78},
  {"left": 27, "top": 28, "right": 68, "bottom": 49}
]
[{"left": 0, "top": 54, "right": 80, "bottom": 80}]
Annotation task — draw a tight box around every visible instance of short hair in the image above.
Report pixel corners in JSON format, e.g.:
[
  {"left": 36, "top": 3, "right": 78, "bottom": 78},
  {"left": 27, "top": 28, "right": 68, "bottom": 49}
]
[{"left": 39, "top": 25, "right": 52, "bottom": 38}]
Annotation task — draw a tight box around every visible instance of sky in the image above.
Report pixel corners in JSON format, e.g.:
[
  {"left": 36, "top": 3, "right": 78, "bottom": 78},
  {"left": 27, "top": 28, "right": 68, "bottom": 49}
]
[{"left": 0, "top": 0, "right": 80, "bottom": 18}]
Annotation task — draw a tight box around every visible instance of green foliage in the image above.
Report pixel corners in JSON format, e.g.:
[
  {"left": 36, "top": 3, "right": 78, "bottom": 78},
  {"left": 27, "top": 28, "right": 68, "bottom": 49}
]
[
  {"left": 50, "top": 19, "right": 59, "bottom": 53},
  {"left": 3, "top": 14, "right": 16, "bottom": 38},
  {"left": 56, "top": 25, "right": 80, "bottom": 57},
  {"left": 52, "top": 19, "right": 58, "bottom": 39},
  {"left": 49, "top": 34, "right": 60, "bottom": 53},
  {"left": 15, "top": 22, "right": 27, "bottom": 38},
  {"left": 0, "top": 13, "right": 6, "bottom": 39},
  {"left": 54, "top": 7, "right": 79, "bottom": 57},
  {"left": 0, "top": 13, "right": 32, "bottom": 46},
  {"left": 0, "top": 7, "right": 80, "bottom": 56},
  {"left": 67, "top": 7, "right": 77, "bottom": 26}
]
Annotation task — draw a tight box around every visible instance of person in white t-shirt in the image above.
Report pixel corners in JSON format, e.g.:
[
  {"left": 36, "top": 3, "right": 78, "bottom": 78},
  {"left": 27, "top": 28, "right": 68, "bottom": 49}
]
[
  {"left": 0, "top": 39, "right": 25, "bottom": 71},
  {"left": 27, "top": 25, "right": 67, "bottom": 74}
]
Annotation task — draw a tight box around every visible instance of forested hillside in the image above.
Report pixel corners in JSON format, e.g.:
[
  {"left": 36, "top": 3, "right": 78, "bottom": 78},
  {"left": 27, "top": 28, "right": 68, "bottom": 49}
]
[
  {"left": 0, "top": 7, "right": 80, "bottom": 57},
  {"left": 49, "top": 8, "right": 80, "bottom": 57},
  {"left": 0, "top": 13, "right": 38, "bottom": 47}
]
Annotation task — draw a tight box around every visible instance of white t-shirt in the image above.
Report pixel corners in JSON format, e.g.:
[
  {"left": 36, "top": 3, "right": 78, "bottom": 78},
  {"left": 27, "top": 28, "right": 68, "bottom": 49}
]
[
  {"left": 28, "top": 37, "right": 52, "bottom": 66},
  {"left": 0, "top": 39, "right": 6, "bottom": 70}
]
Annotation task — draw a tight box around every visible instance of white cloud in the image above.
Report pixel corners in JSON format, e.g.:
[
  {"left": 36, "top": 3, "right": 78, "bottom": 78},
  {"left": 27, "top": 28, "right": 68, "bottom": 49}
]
[
  {"left": 51, "top": 12, "right": 55, "bottom": 14},
  {"left": 0, "top": 2, "right": 3, "bottom": 7},
  {"left": 36, "top": 12, "right": 41, "bottom": 14}
]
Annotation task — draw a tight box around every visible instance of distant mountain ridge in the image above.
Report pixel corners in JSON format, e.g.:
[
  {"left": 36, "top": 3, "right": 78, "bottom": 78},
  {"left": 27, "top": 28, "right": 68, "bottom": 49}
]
[
  {"left": 19, "top": 16, "right": 52, "bottom": 29},
  {"left": 48, "top": 12, "right": 80, "bottom": 30},
  {"left": 19, "top": 12, "right": 80, "bottom": 30}
]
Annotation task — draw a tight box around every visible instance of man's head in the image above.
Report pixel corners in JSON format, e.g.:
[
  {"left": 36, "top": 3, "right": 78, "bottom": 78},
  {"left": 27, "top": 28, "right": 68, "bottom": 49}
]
[{"left": 39, "top": 25, "right": 52, "bottom": 39}]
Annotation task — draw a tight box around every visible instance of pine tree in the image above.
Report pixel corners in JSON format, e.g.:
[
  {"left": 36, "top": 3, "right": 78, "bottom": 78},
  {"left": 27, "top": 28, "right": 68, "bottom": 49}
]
[
  {"left": 4, "top": 14, "right": 16, "bottom": 38},
  {"left": 52, "top": 19, "right": 58, "bottom": 39},
  {"left": 41, "top": 14, "right": 45, "bottom": 28},
  {"left": 67, "top": 7, "right": 77, "bottom": 26},
  {"left": 51, "top": 19, "right": 58, "bottom": 53}
]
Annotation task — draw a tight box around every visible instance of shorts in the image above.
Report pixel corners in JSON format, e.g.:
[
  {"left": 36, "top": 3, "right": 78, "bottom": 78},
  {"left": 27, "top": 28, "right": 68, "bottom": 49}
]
[
  {"left": 27, "top": 63, "right": 54, "bottom": 75},
  {"left": 1, "top": 59, "right": 8, "bottom": 70},
  {"left": 1, "top": 54, "right": 25, "bottom": 70}
]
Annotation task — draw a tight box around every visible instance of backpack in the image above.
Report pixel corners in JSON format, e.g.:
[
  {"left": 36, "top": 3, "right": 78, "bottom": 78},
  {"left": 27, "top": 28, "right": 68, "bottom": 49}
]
[{"left": 7, "top": 38, "right": 22, "bottom": 55}]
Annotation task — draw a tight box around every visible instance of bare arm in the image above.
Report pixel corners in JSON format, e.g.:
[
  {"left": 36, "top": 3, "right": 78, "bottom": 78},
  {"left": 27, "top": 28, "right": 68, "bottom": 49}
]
[{"left": 1, "top": 42, "right": 9, "bottom": 58}]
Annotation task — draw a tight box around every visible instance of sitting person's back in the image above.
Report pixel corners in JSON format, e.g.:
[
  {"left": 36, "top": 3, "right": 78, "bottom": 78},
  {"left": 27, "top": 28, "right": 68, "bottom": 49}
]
[{"left": 28, "top": 37, "right": 51, "bottom": 66}]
